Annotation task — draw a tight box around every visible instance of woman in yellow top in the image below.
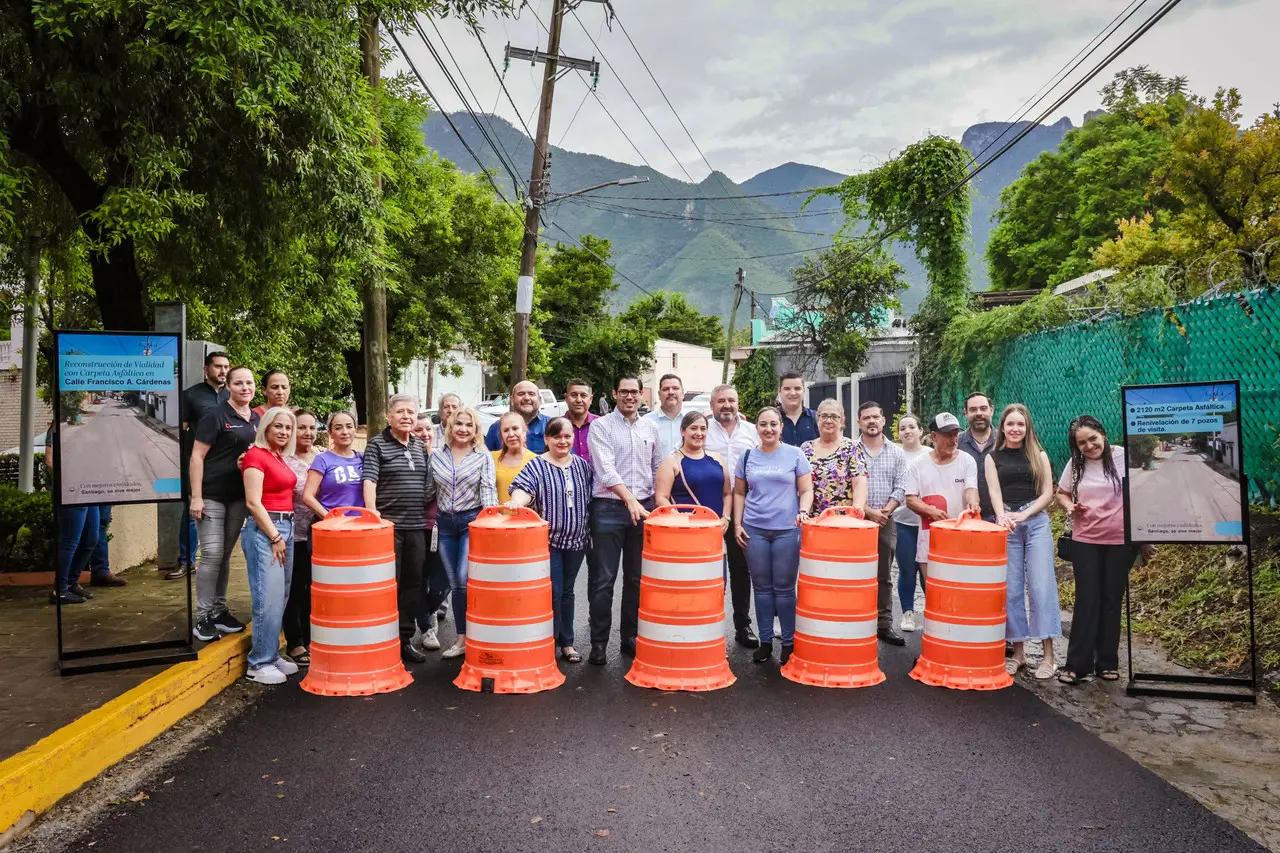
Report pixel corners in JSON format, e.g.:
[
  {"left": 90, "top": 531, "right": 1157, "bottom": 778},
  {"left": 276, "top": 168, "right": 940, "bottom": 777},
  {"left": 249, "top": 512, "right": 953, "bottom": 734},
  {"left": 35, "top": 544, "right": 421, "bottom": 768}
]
[{"left": 493, "top": 411, "right": 537, "bottom": 500}]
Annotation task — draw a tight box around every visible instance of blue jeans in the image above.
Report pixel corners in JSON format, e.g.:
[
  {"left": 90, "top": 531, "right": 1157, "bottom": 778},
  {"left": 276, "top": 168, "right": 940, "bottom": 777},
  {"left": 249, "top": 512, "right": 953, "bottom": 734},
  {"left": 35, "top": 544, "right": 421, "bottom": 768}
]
[
  {"left": 179, "top": 496, "right": 199, "bottom": 566},
  {"left": 89, "top": 505, "right": 112, "bottom": 578},
  {"left": 550, "top": 548, "right": 585, "bottom": 647},
  {"left": 896, "top": 521, "right": 922, "bottom": 613},
  {"left": 437, "top": 508, "right": 480, "bottom": 635},
  {"left": 242, "top": 517, "right": 294, "bottom": 669},
  {"left": 56, "top": 505, "right": 100, "bottom": 593},
  {"left": 588, "top": 498, "right": 652, "bottom": 647},
  {"left": 743, "top": 523, "right": 801, "bottom": 644},
  {"left": 1005, "top": 508, "right": 1061, "bottom": 642}
]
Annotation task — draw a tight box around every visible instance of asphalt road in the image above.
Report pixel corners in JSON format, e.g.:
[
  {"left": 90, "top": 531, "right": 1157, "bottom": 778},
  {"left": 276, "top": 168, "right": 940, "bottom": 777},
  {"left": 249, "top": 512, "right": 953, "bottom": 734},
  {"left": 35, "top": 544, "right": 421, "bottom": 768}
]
[
  {"left": 1130, "top": 446, "right": 1242, "bottom": 540},
  {"left": 60, "top": 598, "right": 1260, "bottom": 853},
  {"left": 60, "top": 399, "right": 180, "bottom": 502}
]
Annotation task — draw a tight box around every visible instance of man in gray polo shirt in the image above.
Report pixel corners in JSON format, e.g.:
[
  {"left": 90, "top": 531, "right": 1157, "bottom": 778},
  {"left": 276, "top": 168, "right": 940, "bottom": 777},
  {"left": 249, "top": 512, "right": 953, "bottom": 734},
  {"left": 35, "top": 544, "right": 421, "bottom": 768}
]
[{"left": 363, "top": 394, "right": 432, "bottom": 664}]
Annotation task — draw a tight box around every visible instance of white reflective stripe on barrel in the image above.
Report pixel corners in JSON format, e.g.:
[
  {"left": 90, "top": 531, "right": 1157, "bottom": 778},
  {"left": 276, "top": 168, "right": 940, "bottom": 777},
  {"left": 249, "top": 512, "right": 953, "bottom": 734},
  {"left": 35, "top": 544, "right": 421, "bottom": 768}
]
[
  {"left": 926, "top": 560, "right": 1007, "bottom": 585},
  {"left": 468, "top": 559, "right": 551, "bottom": 583},
  {"left": 924, "top": 617, "right": 1006, "bottom": 644},
  {"left": 798, "top": 556, "right": 877, "bottom": 581},
  {"left": 641, "top": 558, "right": 723, "bottom": 582},
  {"left": 637, "top": 617, "right": 725, "bottom": 644},
  {"left": 794, "top": 614, "right": 877, "bottom": 640},
  {"left": 466, "top": 619, "right": 554, "bottom": 644},
  {"left": 312, "top": 560, "right": 396, "bottom": 586},
  {"left": 310, "top": 619, "right": 399, "bottom": 647}
]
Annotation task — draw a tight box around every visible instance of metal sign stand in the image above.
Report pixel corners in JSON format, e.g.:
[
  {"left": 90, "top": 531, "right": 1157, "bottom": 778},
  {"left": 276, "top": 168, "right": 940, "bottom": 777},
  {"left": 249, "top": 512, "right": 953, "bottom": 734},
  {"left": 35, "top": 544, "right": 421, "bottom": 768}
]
[
  {"left": 53, "top": 328, "right": 198, "bottom": 676},
  {"left": 1120, "top": 379, "right": 1256, "bottom": 704}
]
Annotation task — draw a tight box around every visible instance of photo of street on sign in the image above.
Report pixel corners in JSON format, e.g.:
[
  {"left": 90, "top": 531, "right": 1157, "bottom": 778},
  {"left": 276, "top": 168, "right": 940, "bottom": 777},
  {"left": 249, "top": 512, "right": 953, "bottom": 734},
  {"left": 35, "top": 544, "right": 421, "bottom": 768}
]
[
  {"left": 55, "top": 332, "right": 183, "bottom": 507},
  {"left": 1122, "top": 382, "right": 1245, "bottom": 544}
]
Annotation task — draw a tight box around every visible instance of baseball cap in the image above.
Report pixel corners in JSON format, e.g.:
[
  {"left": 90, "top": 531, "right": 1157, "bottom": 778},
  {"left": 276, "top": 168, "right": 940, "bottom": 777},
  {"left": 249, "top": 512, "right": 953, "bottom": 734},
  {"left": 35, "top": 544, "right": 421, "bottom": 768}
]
[{"left": 930, "top": 412, "right": 961, "bottom": 433}]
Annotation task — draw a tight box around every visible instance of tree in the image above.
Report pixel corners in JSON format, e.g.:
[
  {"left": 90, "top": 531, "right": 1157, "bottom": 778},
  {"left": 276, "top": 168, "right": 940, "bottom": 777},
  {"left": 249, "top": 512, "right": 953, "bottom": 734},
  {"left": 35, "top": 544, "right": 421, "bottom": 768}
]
[
  {"left": 732, "top": 348, "right": 777, "bottom": 420},
  {"left": 769, "top": 240, "right": 905, "bottom": 376},
  {"left": 985, "top": 68, "right": 1191, "bottom": 291},
  {"left": 618, "top": 292, "right": 722, "bottom": 350}
]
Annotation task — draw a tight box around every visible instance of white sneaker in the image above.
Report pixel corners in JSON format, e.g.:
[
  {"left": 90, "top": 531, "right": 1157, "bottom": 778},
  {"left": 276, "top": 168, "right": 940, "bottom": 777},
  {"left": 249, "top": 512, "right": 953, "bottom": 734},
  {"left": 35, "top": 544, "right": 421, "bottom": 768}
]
[
  {"left": 246, "top": 664, "right": 287, "bottom": 685},
  {"left": 441, "top": 637, "right": 466, "bottom": 659},
  {"left": 275, "top": 657, "right": 299, "bottom": 676},
  {"left": 901, "top": 611, "right": 919, "bottom": 632},
  {"left": 422, "top": 626, "right": 441, "bottom": 651},
  {"left": 410, "top": 626, "right": 424, "bottom": 653}
]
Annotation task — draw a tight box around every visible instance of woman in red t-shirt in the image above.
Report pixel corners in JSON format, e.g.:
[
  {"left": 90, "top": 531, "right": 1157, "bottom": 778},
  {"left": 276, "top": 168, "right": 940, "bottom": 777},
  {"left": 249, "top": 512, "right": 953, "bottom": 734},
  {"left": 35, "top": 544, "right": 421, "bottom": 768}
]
[{"left": 241, "top": 407, "right": 300, "bottom": 685}]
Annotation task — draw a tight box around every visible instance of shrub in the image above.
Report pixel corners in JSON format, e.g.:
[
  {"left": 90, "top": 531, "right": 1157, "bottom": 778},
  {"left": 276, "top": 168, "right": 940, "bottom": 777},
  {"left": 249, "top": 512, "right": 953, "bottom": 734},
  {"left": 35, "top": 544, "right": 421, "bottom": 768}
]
[
  {"left": 0, "top": 485, "right": 56, "bottom": 571},
  {"left": 0, "top": 454, "right": 50, "bottom": 491}
]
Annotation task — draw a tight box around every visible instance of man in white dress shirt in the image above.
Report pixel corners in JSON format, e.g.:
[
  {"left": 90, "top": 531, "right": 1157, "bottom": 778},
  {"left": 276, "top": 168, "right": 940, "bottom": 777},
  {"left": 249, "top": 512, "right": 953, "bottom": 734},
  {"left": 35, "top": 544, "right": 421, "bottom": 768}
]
[
  {"left": 644, "top": 373, "right": 685, "bottom": 459},
  {"left": 702, "top": 384, "right": 761, "bottom": 649},
  {"left": 587, "top": 375, "right": 663, "bottom": 665}
]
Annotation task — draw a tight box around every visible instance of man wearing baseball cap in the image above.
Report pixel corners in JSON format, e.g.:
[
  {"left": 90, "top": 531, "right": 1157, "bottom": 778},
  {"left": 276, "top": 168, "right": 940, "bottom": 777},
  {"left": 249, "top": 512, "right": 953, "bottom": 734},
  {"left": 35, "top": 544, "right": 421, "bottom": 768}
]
[{"left": 904, "top": 413, "right": 981, "bottom": 582}]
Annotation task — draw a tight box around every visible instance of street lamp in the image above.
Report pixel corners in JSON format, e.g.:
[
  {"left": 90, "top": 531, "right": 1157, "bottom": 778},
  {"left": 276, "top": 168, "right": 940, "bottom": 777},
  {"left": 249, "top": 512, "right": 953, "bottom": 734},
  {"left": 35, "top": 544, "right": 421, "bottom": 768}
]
[
  {"left": 511, "top": 175, "right": 651, "bottom": 386},
  {"left": 524, "top": 175, "right": 650, "bottom": 210}
]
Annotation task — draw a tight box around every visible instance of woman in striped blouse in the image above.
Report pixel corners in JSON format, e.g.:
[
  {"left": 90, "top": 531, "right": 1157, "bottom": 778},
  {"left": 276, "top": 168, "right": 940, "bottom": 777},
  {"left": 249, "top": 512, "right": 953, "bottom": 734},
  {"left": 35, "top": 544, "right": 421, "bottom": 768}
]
[
  {"left": 507, "top": 417, "right": 593, "bottom": 663},
  {"left": 428, "top": 405, "right": 499, "bottom": 660}
]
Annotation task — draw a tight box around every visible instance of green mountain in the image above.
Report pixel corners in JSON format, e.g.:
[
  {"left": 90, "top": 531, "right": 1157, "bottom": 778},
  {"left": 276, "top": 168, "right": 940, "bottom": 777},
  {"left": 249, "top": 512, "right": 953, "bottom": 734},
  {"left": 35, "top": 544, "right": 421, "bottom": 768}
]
[{"left": 422, "top": 112, "right": 1074, "bottom": 318}]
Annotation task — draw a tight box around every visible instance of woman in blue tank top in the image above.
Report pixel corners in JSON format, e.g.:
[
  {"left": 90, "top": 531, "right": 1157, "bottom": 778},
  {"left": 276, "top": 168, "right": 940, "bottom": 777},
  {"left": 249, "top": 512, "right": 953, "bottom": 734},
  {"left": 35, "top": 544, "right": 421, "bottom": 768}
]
[{"left": 655, "top": 411, "right": 731, "bottom": 530}]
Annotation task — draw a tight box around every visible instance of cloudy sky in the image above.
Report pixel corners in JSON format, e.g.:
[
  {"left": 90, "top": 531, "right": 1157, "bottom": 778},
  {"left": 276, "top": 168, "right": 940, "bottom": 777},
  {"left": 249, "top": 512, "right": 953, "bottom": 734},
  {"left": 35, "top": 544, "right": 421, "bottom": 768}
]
[{"left": 411, "top": 0, "right": 1277, "bottom": 183}]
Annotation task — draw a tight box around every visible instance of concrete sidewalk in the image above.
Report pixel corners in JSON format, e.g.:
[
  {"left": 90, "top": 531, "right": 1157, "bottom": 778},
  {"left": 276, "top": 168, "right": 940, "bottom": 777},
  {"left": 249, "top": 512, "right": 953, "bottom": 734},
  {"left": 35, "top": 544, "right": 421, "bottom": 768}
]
[{"left": 0, "top": 556, "right": 251, "bottom": 762}]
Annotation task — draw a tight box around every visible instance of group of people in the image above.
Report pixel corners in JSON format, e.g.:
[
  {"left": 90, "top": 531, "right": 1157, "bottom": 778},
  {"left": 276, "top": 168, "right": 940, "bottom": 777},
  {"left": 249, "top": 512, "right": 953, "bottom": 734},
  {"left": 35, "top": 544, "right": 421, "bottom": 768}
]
[{"left": 177, "top": 350, "right": 1147, "bottom": 688}]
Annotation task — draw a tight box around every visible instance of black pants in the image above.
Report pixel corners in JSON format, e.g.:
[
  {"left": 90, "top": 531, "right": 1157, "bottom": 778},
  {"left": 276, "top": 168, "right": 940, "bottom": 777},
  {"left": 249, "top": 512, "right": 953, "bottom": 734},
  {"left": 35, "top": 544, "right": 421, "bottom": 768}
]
[
  {"left": 723, "top": 528, "right": 753, "bottom": 631},
  {"left": 588, "top": 497, "right": 653, "bottom": 647},
  {"left": 1066, "top": 542, "right": 1139, "bottom": 675},
  {"left": 283, "top": 538, "right": 312, "bottom": 650},
  {"left": 416, "top": 529, "right": 450, "bottom": 631},
  {"left": 876, "top": 519, "right": 896, "bottom": 626},
  {"left": 393, "top": 529, "right": 426, "bottom": 644}
]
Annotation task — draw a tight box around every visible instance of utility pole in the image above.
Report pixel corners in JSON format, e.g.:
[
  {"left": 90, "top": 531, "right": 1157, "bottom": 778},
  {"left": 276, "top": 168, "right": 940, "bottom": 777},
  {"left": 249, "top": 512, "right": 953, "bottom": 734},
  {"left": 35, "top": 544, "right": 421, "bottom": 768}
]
[
  {"left": 506, "top": 0, "right": 603, "bottom": 387},
  {"left": 17, "top": 245, "right": 39, "bottom": 493},
  {"left": 360, "top": 7, "right": 389, "bottom": 432},
  {"left": 721, "top": 268, "right": 744, "bottom": 383}
]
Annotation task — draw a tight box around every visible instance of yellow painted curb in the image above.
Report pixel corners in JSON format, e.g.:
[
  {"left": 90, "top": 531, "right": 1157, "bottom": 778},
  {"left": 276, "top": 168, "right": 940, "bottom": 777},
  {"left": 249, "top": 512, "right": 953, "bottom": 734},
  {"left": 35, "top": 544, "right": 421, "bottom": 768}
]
[{"left": 0, "top": 631, "right": 252, "bottom": 837}]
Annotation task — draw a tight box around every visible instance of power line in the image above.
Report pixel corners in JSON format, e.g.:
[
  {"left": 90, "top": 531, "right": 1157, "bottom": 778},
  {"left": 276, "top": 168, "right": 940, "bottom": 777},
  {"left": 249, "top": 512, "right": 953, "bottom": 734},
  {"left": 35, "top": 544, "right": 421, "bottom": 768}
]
[
  {"left": 468, "top": 20, "right": 537, "bottom": 141},
  {"left": 570, "top": 197, "right": 836, "bottom": 236},
  {"left": 967, "top": 0, "right": 1151, "bottom": 168},
  {"left": 544, "top": 219, "right": 661, "bottom": 298},
  {"left": 758, "top": 0, "right": 1187, "bottom": 298},
  {"left": 589, "top": 187, "right": 831, "bottom": 202},
  {"left": 410, "top": 20, "right": 527, "bottom": 195},
  {"left": 387, "top": 28, "right": 523, "bottom": 219},
  {"left": 606, "top": 5, "right": 737, "bottom": 199}
]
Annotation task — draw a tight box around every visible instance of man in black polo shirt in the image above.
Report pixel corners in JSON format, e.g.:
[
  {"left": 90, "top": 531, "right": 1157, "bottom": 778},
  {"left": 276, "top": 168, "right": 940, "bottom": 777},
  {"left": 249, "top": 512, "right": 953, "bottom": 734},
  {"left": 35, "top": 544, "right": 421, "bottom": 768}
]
[
  {"left": 174, "top": 351, "right": 230, "bottom": 579},
  {"left": 363, "top": 394, "right": 433, "bottom": 664}
]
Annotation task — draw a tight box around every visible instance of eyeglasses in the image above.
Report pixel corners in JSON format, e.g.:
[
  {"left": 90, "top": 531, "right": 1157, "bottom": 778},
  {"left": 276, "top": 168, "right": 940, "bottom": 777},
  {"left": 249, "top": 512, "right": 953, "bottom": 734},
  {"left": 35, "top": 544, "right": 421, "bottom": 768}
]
[
  {"left": 615, "top": 389, "right": 641, "bottom": 397},
  {"left": 403, "top": 448, "right": 415, "bottom": 471},
  {"left": 817, "top": 413, "right": 842, "bottom": 421}
]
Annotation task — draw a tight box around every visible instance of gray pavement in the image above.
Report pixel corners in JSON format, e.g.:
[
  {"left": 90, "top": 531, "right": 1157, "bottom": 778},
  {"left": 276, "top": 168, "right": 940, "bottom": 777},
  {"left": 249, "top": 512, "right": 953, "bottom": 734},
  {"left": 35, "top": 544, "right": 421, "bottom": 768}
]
[
  {"left": 60, "top": 399, "right": 180, "bottom": 502},
  {"left": 50, "top": 602, "right": 1262, "bottom": 853},
  {"left": 1130, "top": 447, "right": 1242, "bottom": 541}
]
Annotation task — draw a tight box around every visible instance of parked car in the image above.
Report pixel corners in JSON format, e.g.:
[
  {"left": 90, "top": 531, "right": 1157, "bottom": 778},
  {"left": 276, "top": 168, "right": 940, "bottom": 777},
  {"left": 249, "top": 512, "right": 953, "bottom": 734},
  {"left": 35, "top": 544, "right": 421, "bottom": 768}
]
[{"left": 682, "top": 393, "right": 712, "bottom": 416}]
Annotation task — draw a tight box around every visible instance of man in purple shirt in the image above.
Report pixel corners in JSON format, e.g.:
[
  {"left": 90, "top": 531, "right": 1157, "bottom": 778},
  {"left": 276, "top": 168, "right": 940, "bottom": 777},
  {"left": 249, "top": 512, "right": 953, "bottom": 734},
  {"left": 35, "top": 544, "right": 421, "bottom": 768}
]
[{"left": 565, "top": 378, "right": 598, "bottom": 461}]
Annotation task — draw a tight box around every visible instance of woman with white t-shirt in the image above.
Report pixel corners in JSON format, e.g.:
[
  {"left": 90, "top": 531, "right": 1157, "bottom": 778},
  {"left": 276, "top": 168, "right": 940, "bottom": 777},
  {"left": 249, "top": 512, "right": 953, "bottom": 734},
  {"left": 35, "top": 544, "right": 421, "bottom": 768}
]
[
  {"left": 1055, "top": 415, "right": 1153, "bottom": 685},
  {"left": 893, "top": 415, "right": 930, "bottom": 632},
  {"left": 905, "top": 413, "right": 980, "bottom": 566}
]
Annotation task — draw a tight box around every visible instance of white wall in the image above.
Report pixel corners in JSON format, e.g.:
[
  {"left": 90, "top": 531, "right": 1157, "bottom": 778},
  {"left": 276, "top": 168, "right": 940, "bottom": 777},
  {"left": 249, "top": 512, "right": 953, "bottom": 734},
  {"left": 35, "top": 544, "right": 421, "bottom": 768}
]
[
  {"left": 640, "top": 338, "right": 731, "bottom": 405},
  {"left": 391, "top": 349, "right": 487, "bottom": 411}
]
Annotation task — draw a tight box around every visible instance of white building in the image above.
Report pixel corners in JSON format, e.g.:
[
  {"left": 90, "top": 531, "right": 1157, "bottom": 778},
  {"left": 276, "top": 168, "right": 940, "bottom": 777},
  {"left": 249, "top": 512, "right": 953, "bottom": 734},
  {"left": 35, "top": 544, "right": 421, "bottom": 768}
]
[
  {"left": 390, "top": 347, "right": 489, "bottom": 412},
  {"left": 0, "top": 316, "right": 52, "bottom": 453},
  {"left": 640, "top": 338, "right": 730, "bottom": 406}
]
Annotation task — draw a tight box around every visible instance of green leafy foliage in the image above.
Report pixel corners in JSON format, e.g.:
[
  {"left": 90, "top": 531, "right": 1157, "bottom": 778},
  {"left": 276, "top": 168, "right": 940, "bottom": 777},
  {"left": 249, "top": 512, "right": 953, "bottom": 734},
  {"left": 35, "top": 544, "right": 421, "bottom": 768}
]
[
  {"left": 0, "top": 484, "right": 54, "bottom": 571},
  {"left": 770, "top": 239, "right": 905, "bottom": 376},
  {"left": 618, "top": 292, "right": 722, "bottom": 350},
  {"left": 732, "top": 348, "right": 777, "bottom": 420},
  {"left": 939, "top": 290, "right": 1070, "bottom": 385}
]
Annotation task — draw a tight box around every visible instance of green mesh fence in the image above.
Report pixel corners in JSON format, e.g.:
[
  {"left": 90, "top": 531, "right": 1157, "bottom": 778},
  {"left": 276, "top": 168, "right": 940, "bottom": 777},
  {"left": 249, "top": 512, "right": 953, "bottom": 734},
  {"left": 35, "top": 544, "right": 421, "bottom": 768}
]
[{"left": 931, "top": 287, "right": 1280, "bottom": 503}]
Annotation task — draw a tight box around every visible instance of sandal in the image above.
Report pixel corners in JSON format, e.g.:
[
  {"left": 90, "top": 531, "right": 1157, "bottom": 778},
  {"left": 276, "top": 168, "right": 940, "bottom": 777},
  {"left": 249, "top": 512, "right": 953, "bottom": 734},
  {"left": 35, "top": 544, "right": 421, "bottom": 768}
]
[
  {"left": 1005, "top": 658, "right": 1025, "bottom": 676},
  {"left": 1057, "top": 670, "right": 1081, "bottom": 685},
  {"left": 1034, "top": 660, "right": 1056, "bottom": 680},
  {"left": 560, "top": 647, "right": 583, "bottom": 664},
  {"left": 1098, "top": 669, "right": 1120, "bottom": 682},
  {"left": 289, "top": 646, "right": 311, "bottom": 666}
]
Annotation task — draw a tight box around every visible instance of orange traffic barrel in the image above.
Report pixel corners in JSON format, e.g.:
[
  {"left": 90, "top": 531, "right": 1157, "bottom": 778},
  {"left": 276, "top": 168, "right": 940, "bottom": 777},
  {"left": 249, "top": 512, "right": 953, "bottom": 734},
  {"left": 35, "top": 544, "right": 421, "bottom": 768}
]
[
  {"left": 301, "top": 508, "right": 412, "bottom": 696},
  {"left": 782, "top": 506, "right": 885, "bottom": 688},
  {"left": 909, "top": 510, "right": 1011, "bottom": 690},
  {"left": 625, "top": 505, "right": 735, "bottom": 692},
  {"left": 455, "top": 507, "right": 564, "bottom": 694}
]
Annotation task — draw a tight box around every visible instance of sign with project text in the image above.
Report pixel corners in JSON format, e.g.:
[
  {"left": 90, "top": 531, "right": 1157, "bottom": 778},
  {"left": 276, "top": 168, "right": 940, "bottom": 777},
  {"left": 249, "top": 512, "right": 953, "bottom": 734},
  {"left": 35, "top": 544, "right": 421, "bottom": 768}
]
[
  {"left": 1121, "top": 381, "right": 1245, "bottom": 544},
  {"left": 54, "top": 331, "right": 184, "bottom": 506}
]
